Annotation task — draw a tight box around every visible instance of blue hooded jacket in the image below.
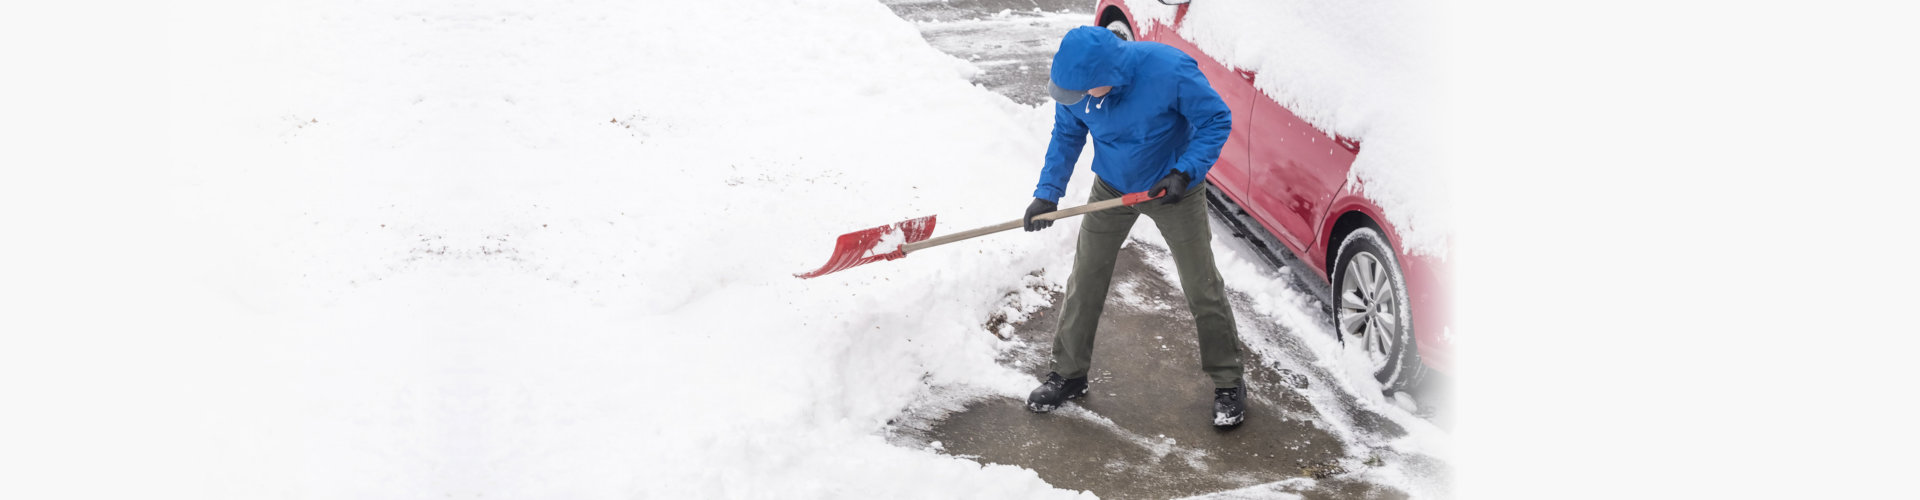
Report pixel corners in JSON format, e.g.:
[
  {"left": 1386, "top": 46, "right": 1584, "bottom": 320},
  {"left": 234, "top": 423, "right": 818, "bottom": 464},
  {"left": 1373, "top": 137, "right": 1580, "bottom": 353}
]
[{"left": 1034, "top": 26, "right": 1231, "bottom": 203}]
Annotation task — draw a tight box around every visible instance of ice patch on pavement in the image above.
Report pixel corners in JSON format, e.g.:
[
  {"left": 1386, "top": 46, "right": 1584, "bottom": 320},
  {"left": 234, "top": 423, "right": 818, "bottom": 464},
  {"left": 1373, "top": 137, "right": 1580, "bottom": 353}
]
[
  {"left": 1058, "top": 406, "right": 1213, "bottom": 471},
  {"left": 1176, "top": 478, "right": 1314, "bottom": 500}
]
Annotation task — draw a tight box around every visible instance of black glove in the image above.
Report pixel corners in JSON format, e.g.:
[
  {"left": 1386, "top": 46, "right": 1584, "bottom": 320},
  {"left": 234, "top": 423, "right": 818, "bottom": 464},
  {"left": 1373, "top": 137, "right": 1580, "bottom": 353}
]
[
  {"left": 1023, "top": 198, "right": 1058, "bottom": 232},
  {"left": 1148, "top": 170, "right": 1192, "bottom": 205}
]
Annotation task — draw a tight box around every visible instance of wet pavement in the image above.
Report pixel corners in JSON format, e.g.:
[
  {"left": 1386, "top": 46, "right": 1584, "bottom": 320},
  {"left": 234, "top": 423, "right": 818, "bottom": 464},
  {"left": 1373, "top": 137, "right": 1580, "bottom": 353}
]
[
  {"left": 879, "top": 2, "right": 1450, "bottom": 497},
  {"left": 882, "top": 0, "right": 1092, "bottom": 106},
  {"left": 903, "top": 239, "right": 1404, "bottom": 499},
  {"left": 887, "top": 227, "right": 1445, "bottom": 498}
]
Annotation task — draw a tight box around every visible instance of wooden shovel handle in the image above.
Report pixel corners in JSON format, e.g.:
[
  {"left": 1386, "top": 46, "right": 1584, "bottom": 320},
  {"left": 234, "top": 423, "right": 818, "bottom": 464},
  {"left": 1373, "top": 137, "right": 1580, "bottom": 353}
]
[{"left": 900, "top": 191, "right": 1158, "bottom": 255}]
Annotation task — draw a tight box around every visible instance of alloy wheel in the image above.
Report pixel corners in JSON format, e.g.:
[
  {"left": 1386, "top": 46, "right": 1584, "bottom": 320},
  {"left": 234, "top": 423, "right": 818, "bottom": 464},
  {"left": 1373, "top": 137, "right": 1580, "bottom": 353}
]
[{"left": 1339, "top": 251, "right": 1399, "bottom": 374}]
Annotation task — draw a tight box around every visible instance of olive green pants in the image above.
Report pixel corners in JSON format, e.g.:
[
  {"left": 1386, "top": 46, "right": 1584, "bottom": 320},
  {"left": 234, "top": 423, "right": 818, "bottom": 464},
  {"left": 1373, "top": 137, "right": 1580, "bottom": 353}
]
[{"left": 1052, "top": 179, "right": 1245, "bottom": 388}]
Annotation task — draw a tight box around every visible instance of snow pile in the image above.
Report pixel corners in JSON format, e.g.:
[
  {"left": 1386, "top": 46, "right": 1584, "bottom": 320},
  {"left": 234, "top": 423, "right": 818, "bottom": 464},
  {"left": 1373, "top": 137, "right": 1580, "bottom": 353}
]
[
  {"left": 117, "top": 0, "right": 1118, "bottom": 497},
  {"left": 1130, "top": 1, "right": 1449, "bottom": 258}
]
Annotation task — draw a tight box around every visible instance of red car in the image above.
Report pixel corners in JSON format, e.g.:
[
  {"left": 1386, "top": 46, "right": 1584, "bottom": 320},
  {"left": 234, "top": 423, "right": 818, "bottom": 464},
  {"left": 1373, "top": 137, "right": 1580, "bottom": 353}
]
[{"left": 1094, "top": 0, "right": 1451, "bottom": 392}]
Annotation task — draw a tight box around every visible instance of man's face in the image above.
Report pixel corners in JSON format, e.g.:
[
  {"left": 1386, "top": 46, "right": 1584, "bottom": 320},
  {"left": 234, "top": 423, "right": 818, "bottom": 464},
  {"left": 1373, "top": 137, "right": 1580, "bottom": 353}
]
[{"left": 1087, "top": 86, "right": 1114, "bottom": 97}]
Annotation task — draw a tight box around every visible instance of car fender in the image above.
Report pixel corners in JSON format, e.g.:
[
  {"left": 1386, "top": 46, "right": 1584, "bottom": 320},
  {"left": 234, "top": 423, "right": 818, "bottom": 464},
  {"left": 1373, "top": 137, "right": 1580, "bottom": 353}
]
[
  {"left": 1322, "top": 179, "right": 1452, "bottom": 375},
  {"left": 1096, "top": 1, "right": 1137, "bottom": 30},
  {"left": 1317, "top": 182, "right": 1394, "bottom": 278}
]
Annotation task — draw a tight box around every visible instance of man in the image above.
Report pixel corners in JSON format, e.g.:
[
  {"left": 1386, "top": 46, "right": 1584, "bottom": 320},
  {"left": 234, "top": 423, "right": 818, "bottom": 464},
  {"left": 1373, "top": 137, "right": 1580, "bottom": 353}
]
[{"left": 1022, "top": 26, "right": 1247, "bottom": 427}]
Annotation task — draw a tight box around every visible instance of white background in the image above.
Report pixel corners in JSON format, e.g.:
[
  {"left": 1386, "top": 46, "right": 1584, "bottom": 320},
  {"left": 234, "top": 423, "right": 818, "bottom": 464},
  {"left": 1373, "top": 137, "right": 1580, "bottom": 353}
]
[{"left": 1444, "top": 0, "right": 1920, "bottom": 497}]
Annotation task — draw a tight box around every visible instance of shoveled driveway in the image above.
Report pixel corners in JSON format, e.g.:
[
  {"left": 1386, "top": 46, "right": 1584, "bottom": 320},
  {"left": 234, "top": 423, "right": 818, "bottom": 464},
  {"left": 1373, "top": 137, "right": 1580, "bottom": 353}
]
[{"left": 888, "top": 234, "right": 1437, "bottom": 499}]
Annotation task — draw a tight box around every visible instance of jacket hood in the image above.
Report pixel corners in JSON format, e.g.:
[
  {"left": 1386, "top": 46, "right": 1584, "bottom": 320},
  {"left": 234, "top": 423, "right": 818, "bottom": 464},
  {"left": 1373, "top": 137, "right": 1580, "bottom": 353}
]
[{"left": 1050, "top": 26, "right": 1129, "bottom": 91}]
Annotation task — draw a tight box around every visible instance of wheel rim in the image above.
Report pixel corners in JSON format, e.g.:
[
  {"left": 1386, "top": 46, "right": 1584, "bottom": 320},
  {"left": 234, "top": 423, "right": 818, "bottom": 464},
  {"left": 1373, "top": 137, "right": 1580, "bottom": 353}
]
[
  {"left": 1339, "top": 251, "right": 1399, "bottom": 375},
  {"left": 1106, "top": 20, "right": 1133, "bottom": 41}
]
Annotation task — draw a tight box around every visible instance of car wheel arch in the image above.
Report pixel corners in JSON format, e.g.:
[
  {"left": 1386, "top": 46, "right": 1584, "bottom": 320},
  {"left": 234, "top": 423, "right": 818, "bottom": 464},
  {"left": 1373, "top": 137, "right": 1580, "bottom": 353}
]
[
  {"left": 1098, "top": 5, "right": 1132, "bottom": 37},
  {"left": 1324, "top": 210, "right": 1382, "bottom": 281}
]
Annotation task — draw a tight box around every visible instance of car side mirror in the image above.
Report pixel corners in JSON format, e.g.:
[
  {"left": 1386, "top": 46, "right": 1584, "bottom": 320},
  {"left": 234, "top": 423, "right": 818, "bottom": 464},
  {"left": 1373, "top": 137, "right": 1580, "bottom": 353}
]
[{"left": 1157, "top": 0, "right": 1192, "bottom": 5}]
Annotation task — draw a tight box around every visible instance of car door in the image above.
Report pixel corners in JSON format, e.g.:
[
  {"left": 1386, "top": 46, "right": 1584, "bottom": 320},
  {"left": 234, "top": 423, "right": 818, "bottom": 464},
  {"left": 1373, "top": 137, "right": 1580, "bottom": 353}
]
[
  {"left": 1140, "top": 10, "right": 1255, "bottom": 201},
  {"left": 1244, "top": 90, "right": 1358, "bottom": 256}
]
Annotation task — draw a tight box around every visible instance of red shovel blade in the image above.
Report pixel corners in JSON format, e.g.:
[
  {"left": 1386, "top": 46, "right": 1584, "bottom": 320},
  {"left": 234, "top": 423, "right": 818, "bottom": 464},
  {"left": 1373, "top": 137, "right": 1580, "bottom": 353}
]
[{"left": 794, "top": 215, "right": 939, "bottom": 279}]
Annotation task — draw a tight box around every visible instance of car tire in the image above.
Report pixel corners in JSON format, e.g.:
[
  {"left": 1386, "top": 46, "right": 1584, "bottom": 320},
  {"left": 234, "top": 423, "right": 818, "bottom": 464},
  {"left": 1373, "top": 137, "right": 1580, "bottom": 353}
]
[
  {"left": 1106, "top": 18, "right": 1133, "bottom": 41},
  {"left": 1332, "top": 227, "right": 1423, "bottom": 393}
]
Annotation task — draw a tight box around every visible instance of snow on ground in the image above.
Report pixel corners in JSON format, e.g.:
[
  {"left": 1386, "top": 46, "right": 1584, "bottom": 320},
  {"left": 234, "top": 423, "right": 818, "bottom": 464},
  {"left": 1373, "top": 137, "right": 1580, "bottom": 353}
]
[
  {"left": 43, "top": 0, "right": 1136, "bottom": 497},
  {"left": 1129, "top": 0, "right": 1450, "bottom": 258},
  {"left": 912, "top": 9, "right": 1088, "bottom": 69},
  {"left": 882, "top": 1, "right": 1092, "bottom": 106}
]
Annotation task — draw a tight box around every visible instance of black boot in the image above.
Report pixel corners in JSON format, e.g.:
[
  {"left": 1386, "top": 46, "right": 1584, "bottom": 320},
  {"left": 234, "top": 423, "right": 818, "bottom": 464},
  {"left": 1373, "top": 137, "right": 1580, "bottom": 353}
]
[
  {"left": 1213, "top": 386, "right": 1246, "bottom": 427},
  {"left": 1026, "top": 372, "right": 1088, "bottom": 413}
]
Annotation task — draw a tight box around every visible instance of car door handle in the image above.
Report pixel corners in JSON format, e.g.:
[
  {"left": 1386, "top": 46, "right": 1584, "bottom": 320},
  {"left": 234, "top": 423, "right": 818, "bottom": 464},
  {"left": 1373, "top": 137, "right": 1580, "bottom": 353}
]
[{"left": 1235, "top": 69, "right": 1255, "bottom": 82}]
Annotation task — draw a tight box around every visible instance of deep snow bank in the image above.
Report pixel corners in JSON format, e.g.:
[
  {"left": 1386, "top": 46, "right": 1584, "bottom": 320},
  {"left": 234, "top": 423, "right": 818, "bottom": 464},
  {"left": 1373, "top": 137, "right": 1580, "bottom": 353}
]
[
  {"left": 148, "top": 0, "right": 1110, "bottom": 497},
  {"left": 1130, "top": 0, "right": 1449, "bottom": 258}
]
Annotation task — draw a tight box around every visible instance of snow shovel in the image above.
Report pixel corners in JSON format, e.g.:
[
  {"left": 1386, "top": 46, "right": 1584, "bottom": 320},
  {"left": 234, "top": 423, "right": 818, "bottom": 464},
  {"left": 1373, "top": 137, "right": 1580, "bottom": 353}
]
[{"left": 794, "top": 191, "right": 1161, "bottom": 279}]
